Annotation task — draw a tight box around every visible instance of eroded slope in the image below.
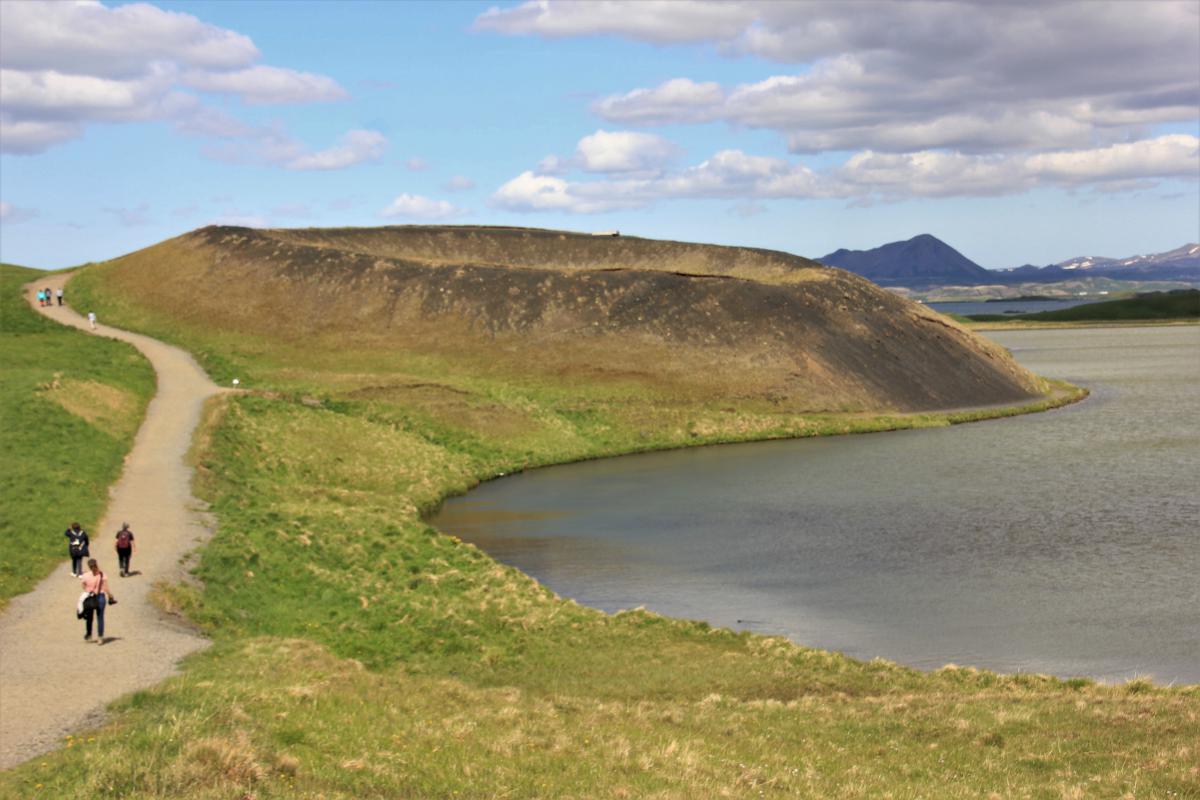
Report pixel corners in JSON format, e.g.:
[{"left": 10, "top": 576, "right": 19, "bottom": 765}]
[{"left": 91, "top": 225, "right": 1045, "bottom": 412}]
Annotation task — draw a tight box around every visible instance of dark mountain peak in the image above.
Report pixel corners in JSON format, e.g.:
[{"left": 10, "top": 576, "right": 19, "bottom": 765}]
[{"left": 819, "top": 234, "right": 992, "bottom": 286}]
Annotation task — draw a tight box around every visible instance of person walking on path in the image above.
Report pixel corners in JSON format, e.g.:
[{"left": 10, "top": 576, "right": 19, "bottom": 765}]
[
  {"left": 36, "top": 290, "right": 45, "bottom": 307},
  {"left": 78, "top": 559, "right": 114, "bottom": 643},
  {"left": 114, "top": 523, "right": 136, "bottom": 577},
  {"left": 87, "top": 311, "right": 97, "bottom": 330},
  {"left": 64, "top": 522, "right": 89, "bottom": 577},
  {"left": 56, "top": 288, "right": 64, "bottom": 306}
]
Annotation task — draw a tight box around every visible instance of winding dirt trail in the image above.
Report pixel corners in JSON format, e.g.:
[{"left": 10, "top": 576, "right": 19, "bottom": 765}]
[{"left": 0, "top": 273, "right": 226, "bottom": 769}]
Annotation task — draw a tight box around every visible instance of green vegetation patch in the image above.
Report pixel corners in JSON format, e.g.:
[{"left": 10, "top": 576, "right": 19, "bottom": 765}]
[
  {"left": 7, "top": 260, "right": 1194, "bottom": 798},
  {"left": 969, "top": 289, "right": 1200, "bottom": 323},
  {"left": 0, "top": 265, "right": 154, "bottom": 605}
]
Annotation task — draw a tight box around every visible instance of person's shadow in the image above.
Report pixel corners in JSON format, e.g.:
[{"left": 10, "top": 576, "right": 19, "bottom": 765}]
[
  {"left": 123, "top": 570, "right": 142, "bottom": 577},
  {"left": 98, "top": 636, "right": 123, "bottom": 646}
]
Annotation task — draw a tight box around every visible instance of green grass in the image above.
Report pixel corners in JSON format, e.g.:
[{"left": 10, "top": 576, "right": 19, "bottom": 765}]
[
  {"left": 2, "top": 263, "right": 1195, "bottom": 799},
  {"left": 968, "top": 289, "right": 1200, "bottom": 323},
  {"left": 0, "top": 264, "right": 155, "bottom": 605}
]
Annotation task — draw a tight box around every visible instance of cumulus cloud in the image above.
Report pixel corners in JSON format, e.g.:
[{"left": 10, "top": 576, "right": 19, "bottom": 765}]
[
  {"left": 484, "top": 1, "right": 1200, "bottom": 157},
  {"left": 0, "top": 0, "right": 348, "bottom": 154},
  {"left": 284, "top": 130, "right": 387, "bottom": 171},
  {"left": 380, "top": 194, "right": 468, "bottom": 220},
  {"left": 492, "top": 135, "right": 1200, "bottom": 212},
  {"left": 0, "top": 201, "right": 39, "bottom": 223},
  {"left": 474, "top": 0, "right": 751, "bottom": 43},
  {"left": 576, "top": 129, "right": 680, "bottom": 173},
  {"left": 181, "top": 65, "right": 346, "bottom": 104}
]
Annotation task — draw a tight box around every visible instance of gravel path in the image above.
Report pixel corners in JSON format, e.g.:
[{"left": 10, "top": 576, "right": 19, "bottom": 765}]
[{"left": 0, "top": 273, "right": 225, "bottom": 769}]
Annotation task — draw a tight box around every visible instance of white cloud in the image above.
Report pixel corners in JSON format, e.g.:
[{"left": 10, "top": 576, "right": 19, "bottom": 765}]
[
  {"left": 576, "top": 129, "right": 680, "bottom": 173},
  {"left": 474, "top": 0, "right": 752, "bottom": 43},
  {"left": 0, "top": 116, "right": 82, "bottom": 154},
  {"left": 405, "top": 157, "right": 430, "bottom": 171},
  {"left": 536, "top": 154, "right": 570, "bottom": 175},
  {"left": 0, "top": 0, "right": 258, "bottom": 78},
  {"left": 486, "top": 1, "right": 1200, "bottom": 157},
  {"left": 283, "top": 130, "right": 388, "bottom": 171},
  {"left": 0, "top": 0, "right": 347, "bottom": 154},
  {"left": 839, "top": 135, "right": 1200, "bottom": 198},
  {"left": 494, "top": 171, "right": 661, "bottom": 212},
  {"left": 181, "top": 65, "right": 346, "bottom": 105},
  {"left": 380, "top": 194, "right": 468, "bottom": 220},
  {"left": 443, "top": 175, "right": 477, "bottom": 191},
  {"left": 491, "top": 135, "right": 1200, "bottom": 212},
  {"left": 592, "top": 78, "right": 723, "bottom": 125},
  {"left": 0, "top": 201, "right": 39, "bottom": 223}
]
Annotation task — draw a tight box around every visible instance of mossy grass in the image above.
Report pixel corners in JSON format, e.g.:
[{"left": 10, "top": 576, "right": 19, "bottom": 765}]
[
  {"left": 0, "top": 265, "right": 154, "bottom": 606},
  {"left": 967, "top": 289, "right": 1200, "bottom": 326},
  {"left": 2, "top": 264, "right": 1193, "bottom": 798}
]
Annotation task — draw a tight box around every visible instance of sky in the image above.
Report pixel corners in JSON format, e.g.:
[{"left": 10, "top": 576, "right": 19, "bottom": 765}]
[{"left": 1, "top": 0, "right": 1198, "bottom": 270}]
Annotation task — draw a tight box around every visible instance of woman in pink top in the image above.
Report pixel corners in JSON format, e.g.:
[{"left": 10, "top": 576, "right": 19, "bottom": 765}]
[{"left": 79, "top": 559, "right": 115, "bottom": 642}]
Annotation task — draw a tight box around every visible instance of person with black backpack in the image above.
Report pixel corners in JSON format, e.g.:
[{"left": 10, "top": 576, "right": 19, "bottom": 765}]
[
  {"left": 64, "top": 522, "right": 89, "bottom": 577},
  {"left": 114, "top": 522, "right": 136, "bottom": 577}
]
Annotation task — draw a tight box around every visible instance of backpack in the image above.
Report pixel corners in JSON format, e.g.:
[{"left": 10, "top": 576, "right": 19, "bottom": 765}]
[{"left": 116, "top": 530, "right": 133, "bottom": 548}]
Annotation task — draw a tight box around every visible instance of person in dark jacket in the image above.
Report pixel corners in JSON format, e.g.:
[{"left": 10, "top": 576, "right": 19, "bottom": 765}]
[
  {"left": 114, "top": 522, "right": 136, "bottom": 576},
  {"left": 64, "top": 522, "right": 89, "bottom": 577}
]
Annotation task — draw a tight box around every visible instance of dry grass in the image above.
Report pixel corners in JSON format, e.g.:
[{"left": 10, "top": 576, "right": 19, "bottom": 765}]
[{"left": 40, "top": 376, "right": 141, "bottom": 440}]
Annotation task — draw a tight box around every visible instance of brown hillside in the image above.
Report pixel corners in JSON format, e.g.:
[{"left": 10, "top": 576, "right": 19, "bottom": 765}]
[{"left": 92, "top": 225, "right": 1046, "bottom": 412}]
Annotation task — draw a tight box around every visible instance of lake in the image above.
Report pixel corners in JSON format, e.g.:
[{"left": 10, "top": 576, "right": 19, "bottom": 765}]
[
  {"left": 431, "top": 326, "right": 1200, "bottom": 684},
  {"left": 927, "top": 298, "right": 1102, "bottom": 316}
]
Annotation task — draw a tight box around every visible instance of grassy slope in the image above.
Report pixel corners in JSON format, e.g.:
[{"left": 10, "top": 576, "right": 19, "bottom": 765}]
[
  {"left": 2, "top": 265, "right": 1195, "bottom": 799},
  {"left": 0, "top": 265, "right": 154, "bottom": 606},
  {"left": 968, "top": 290, "right": 1200, "bottom": 323}
]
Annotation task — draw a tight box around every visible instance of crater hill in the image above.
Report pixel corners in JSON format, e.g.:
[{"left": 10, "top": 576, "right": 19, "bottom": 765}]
[{"left": 88, "top": 225, "right": 1046, "bottom": 412}]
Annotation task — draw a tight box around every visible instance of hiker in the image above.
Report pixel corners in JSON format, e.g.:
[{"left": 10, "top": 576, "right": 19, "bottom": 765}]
[
  {"left": 114, "top": 522, "right": 136, "bottom": 576},
  {"left": 56, "top": 288, "right": 64, "bottom": 306},
  {"left": 78, "top": 559, "right": 114, "bottom": 643},
  {"left": 37, "top": 289, "right": 45, "bottom": 307},
  {"left": 87, "top": 311, "right": 97, "bottom": 330},
  {"left": 64, "top": 522, "right": 89, "bottom": 577},
  {"left": 44, "top": 287, "right": 52, "bottom": 307}
]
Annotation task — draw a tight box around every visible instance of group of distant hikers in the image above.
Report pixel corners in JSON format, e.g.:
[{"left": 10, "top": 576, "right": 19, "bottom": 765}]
[
  {"left": 64, "top": 522, "right": 137, "bottom": 643},
  {"left": 36, "top": 286, "right": 63, "bottom": 307}
]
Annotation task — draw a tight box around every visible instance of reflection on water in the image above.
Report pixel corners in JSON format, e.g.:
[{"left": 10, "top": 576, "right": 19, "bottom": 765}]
[{"left": 432, "top": 326, "right": 1200, "bottom": 684}]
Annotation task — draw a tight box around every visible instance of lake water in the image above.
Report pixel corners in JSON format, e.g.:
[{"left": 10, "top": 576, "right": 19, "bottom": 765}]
[
  {"left": 431, "top": 326, "right": 1200, "bottom": 684},
  {"left": 928, "top": 298, "right": 1101, "bottom": 316}
]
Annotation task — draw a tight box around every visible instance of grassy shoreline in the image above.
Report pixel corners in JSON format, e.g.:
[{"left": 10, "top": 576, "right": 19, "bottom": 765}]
[
  {"left": 964, "top": 318, "right": 1198, "bottom": 331},
  {"left": 1, "top": 267, "right": 1194, "bottom": 799}
]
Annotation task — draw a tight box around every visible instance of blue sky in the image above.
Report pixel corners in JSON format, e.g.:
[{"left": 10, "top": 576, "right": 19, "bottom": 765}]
[{"left": 2, "top": 0, "right": 1198, "bottom": 269}]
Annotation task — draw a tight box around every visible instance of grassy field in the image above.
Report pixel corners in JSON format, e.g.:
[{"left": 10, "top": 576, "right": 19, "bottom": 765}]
[
  {"left": 0, "top": 265, "right": 154, "bottom": 606},
  {"left": 1, "top": 263, "right": 1196, "bottom": 799},
  {"left": 967, "top": 289, "right": 1200, "bottom": 324}
]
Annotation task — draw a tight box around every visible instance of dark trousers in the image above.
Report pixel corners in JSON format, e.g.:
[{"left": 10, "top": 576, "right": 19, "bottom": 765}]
[
  {"left": 117, "top": 547, "right": 132, "bottom": 574},
  {"left": 83, "top": 594, "right": 107, "bottom": 638},
  {"left": 57, "top": 296, "right": 63, "bottom": 306},
  {"left": 70, "top": 553, "right": 84, "bottom": 575}
]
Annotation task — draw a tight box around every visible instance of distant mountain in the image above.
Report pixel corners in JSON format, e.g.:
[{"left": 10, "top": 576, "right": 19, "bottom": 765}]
[
  {"left": 1009, "top": 243, "right": 1200, "bottom": 282},
  {"left": 819, "top": 234, "right": 994, "bottom": 286},
  {"left": 821, "top": 236, "right": 1200, "bottom": 287}
]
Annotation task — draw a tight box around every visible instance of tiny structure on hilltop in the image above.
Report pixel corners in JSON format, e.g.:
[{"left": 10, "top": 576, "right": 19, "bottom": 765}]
[{"left": 89, "top": 225, "right": 1047, "bottom": 413}]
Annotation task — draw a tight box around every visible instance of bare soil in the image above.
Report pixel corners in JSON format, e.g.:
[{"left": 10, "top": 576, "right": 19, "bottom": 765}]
[{"left": 0, "top": 273, "right": 226, "bottom": 769}]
